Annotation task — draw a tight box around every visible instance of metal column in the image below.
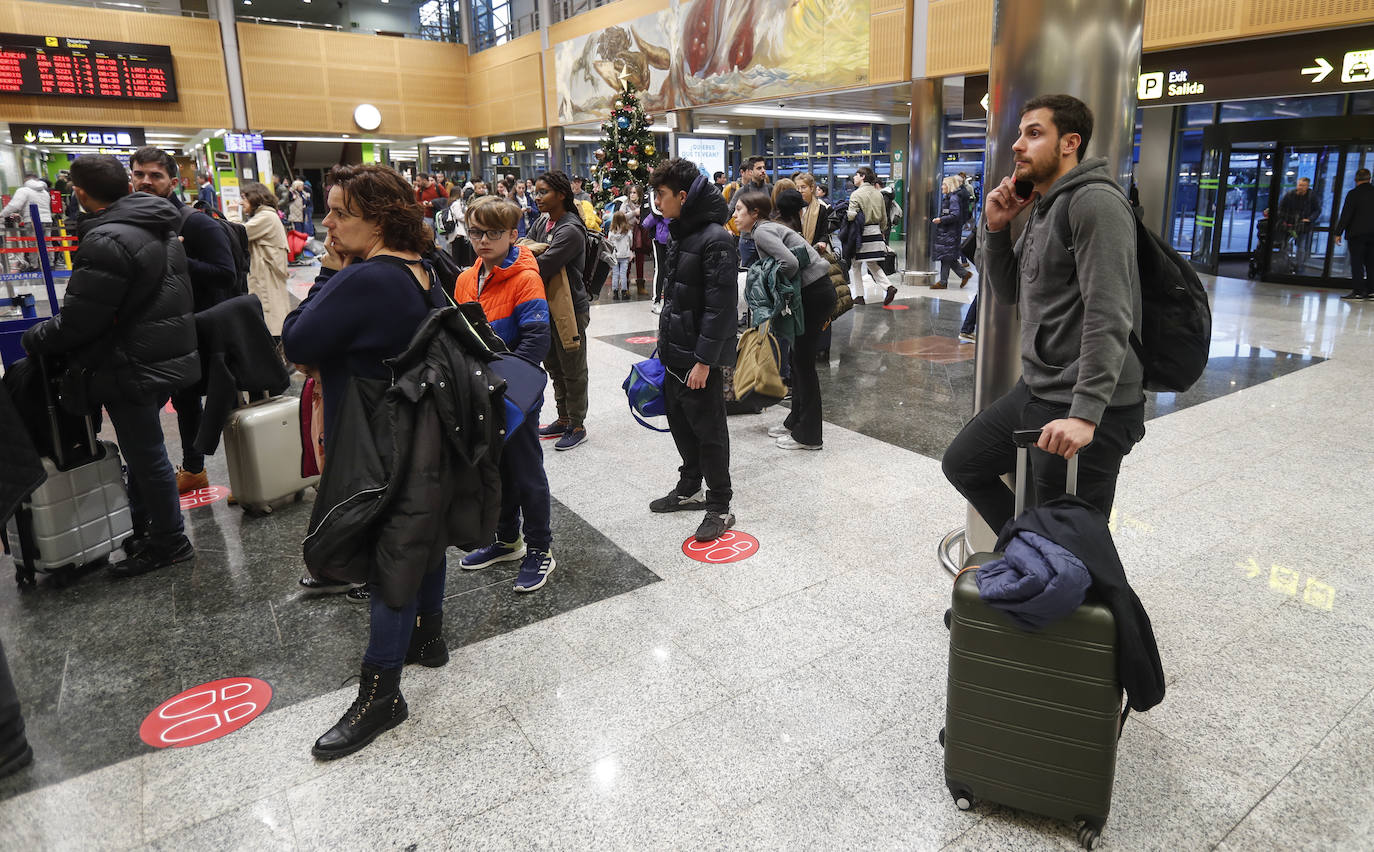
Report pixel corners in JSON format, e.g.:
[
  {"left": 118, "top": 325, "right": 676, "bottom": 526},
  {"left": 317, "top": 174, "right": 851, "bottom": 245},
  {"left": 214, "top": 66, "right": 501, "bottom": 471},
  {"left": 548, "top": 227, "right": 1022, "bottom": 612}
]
[
  {"left": 961, "top": 0, "right": 1144, "bottom": 555},
  {"left": 903, "top": 78, "right": 941, "bottom": 286},
  {"left": 211, "top": 0, "right": 249, "bottom": 130}
]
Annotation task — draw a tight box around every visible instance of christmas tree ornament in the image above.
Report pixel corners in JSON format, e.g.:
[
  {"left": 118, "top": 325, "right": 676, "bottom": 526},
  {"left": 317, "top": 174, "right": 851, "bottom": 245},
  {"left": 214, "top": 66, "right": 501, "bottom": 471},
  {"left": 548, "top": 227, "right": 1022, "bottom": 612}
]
[
  {"left": 627, "top": 158, "right": 639, "bottom": 170},
  {"left": 594, "top": 148, "right": 604, "bottom": 159},
  {"left": 645, "top": 144, "right": 656, "bottom": 156},
  {"left": 616, "top": 115, "right": 631, "bottom": 130}
]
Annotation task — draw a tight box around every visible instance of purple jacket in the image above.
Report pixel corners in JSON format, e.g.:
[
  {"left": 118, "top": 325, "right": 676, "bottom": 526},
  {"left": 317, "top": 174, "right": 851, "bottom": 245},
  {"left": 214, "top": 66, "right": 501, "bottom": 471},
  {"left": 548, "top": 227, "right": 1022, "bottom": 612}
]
[{"left": 642, "top": 211, "right": 672, "bottom": 245}]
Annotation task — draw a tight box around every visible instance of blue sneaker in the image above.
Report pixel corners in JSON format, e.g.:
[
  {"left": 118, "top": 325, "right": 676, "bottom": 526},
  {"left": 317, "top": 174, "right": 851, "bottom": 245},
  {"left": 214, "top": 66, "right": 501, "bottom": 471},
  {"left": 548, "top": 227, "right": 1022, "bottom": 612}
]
[
  {"left": 513, "top": 549, "right": 556, "bottom": 592},
  {"left": 554, "top": 427, "right": 587, "bottom": 451},
  {"left": 461, "top": 538, "right": 525, "bottom": 571}
]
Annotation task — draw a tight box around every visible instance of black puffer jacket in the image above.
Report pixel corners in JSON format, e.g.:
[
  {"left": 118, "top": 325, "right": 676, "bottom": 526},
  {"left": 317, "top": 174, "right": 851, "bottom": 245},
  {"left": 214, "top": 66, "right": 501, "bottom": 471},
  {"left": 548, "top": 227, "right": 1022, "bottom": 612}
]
[
  {"left": 21, "top": 193, "right": 199, "bottom": 407},
  {"left": 658, "top": 175, "right": 739, "bottom": 370}
]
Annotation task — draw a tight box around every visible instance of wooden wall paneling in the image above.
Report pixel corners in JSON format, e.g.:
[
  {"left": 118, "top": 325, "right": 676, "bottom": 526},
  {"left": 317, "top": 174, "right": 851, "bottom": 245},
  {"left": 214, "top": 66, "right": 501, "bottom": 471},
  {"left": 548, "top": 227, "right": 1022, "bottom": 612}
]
[
  {"left": 1243, "top": 0, "right": 1374, "bottom": 34},
  {"left": 870, "top": 8, "right": 912, "bottom": 84},
  {"left": 925, "top": 0, "right": 993, "bottom": 77},
  {"left": 0, "top": 0, "right": 231, "bottom": 128},
  {"left": 1145, "top": 0, "right": 1241, "bottom": 47}
]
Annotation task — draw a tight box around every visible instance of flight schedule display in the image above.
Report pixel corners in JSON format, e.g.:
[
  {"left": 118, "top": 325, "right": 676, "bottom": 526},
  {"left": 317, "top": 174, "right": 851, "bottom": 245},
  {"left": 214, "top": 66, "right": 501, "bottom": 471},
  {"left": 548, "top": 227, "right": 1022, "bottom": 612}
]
[{"left": 0, "top": 33, "right": 178, "bottom": 102}]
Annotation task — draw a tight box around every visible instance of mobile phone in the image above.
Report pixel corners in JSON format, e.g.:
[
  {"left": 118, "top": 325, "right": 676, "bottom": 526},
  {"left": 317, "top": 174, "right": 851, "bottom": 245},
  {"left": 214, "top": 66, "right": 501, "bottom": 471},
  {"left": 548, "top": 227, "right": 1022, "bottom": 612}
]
[{"left": 1013, "top": 179, "right": 1034, "bottom": 200}]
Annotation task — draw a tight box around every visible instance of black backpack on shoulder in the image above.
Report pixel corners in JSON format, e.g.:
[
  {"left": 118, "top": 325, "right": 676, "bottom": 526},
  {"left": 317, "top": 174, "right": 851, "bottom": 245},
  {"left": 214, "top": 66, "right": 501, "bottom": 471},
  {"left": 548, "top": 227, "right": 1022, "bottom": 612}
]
[
  {"left": 178, "top": 206, "right": 251, "bottom": 299},
  {"left": 1131, "top": 221, "right": 1211, "bottom": 393},
  {"left": 583, "top": 230, "right": 613, "bottom": 299},
  {"left": 1059, "top": 181, "right": 1212, "bottom": 393}
]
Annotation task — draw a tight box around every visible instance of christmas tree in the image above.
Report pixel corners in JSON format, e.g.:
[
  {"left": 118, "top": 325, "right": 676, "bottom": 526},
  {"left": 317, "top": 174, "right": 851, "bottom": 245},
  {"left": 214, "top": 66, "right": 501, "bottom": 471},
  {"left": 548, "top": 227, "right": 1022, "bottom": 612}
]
[{"left": 590, "top": 78, "right": 660, "bottom": 208}]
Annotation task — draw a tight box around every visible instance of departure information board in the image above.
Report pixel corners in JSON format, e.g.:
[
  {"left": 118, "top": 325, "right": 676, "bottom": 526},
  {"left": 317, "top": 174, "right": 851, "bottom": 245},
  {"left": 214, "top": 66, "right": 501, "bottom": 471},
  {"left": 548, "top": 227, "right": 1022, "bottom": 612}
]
[{"left": 0, "top": 33, "right": 178, "bottom": 102}]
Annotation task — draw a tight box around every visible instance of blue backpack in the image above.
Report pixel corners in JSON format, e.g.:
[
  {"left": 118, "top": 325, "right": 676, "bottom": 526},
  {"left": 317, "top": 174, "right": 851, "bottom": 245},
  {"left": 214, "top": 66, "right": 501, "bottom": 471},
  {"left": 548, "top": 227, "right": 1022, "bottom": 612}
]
[{"left": 623, "top": 349, "right": 670, "bottom": 432}]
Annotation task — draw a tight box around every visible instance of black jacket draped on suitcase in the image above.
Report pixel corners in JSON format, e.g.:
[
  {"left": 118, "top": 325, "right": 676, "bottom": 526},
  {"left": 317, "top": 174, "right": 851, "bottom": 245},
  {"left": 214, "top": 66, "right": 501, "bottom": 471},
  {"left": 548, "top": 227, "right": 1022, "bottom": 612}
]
[
  {"left": 303, "top": 306, "right": 505, "bottom": 609},
  {"left": 997, "top": 495, "right": 1166, "bottom": 713},
  {"left": 190, "top": 294, "right": 291, "bottom": 455}
]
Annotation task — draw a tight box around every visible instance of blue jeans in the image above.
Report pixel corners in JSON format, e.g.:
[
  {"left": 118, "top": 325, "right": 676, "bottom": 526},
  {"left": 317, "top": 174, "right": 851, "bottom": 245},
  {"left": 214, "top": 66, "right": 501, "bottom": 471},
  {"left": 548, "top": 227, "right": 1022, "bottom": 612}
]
[
  {"left": 496, "top": 414, "right": 552, "bottom": 551},
  {"left": 961, "top": 293, "right": 978, "bottom": 336},
  {"left": 104, "top": 399, "right": 184, "bottom": 541},
  {"left": 612, "top": 258, "right": 630, "bottom": 291},
  {"left": 363, "top": 565, "right": 447, "bottom": 670}
]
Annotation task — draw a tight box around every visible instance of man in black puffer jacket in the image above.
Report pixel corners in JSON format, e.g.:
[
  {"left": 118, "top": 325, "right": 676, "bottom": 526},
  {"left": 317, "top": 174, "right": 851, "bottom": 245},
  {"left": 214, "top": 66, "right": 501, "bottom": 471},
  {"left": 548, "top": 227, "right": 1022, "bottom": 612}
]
[
  {"left": 647, "top": 159, "right": 740, "bottom": 542},
  {"left": 22, "top": 154, "right": 200, "bottom": 578}
]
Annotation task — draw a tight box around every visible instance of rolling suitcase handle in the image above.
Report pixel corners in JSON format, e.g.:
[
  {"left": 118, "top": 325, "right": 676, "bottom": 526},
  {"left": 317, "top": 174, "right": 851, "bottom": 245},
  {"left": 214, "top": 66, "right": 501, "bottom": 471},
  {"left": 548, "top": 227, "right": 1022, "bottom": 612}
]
[
  {"left": 1011, "top": 428, "right": 1079, "bottom": 516},
  {"left": 35, "top": 353, "right": 98, "bottom": 471}
]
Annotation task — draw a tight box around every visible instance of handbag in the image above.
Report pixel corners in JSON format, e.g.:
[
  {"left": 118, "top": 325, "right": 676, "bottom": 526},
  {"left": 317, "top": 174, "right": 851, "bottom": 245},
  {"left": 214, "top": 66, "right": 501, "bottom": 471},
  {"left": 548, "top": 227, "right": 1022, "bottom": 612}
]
[
  {"left": 622, "top": 347, "right": 670, "bottom": 432},
  {"left": 733, "top": 321, "right": 787, "bottom": 408}
]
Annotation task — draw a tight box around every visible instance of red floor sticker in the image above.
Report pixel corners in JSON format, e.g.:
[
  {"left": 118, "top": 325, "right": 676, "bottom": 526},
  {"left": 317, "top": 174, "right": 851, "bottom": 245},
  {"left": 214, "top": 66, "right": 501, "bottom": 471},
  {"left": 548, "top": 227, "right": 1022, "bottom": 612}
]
[
  {"left": 179, "top": 486, "right": 231, "bottom": 511},
  {"left": 625, "top": 335, "right": 658, "bottom": 344},
  {"left": 140, "top": 677, "right": 272, "bottom": 748},
  {"left": 883, "top": 304, "right": 910, "bottom": 310},
  {"left": 681, "top": 530, "right": 759, "bottom": 564}
]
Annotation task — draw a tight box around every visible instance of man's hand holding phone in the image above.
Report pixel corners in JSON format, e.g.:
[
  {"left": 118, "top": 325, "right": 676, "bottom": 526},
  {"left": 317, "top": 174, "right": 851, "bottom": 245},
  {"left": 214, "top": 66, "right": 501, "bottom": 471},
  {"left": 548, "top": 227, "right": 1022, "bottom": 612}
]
[{"left": 984, "top": 176, "right": 1037, "bottom": 232}]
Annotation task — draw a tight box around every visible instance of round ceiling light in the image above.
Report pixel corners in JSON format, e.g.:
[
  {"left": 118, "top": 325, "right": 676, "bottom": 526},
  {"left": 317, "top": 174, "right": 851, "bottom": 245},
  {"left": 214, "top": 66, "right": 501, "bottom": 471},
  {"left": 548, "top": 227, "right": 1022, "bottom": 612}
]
[{"left": 353, "top": 104, "right": 382, "bottom": 131}]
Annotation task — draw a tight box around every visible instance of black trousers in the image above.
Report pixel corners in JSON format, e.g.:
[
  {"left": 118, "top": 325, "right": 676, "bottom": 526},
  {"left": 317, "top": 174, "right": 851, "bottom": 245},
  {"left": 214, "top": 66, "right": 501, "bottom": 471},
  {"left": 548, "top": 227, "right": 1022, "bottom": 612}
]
[
  {"left": 652, "top": 242, "right": 668, "bottom": 302},
  {"left": 1349, "top": 236, "right": 1374, "bottom": 296},
  {"left": 0, "top": 637, "right": 27, "bottom": 765},
  {"left": 664, "top": 366, "right": 732, "bottom": 513},
  {"left": 784, "top": 283, "right": 838, "bottom": 446},
  {"left": 170, "top": 386, "right": 204, "bottom": 473},
  {"left": 942, "top": 379, "right": 1145, "bottom": 535},
  {"left": 106, "top": 399, "right": 185, "bottom": 541}
]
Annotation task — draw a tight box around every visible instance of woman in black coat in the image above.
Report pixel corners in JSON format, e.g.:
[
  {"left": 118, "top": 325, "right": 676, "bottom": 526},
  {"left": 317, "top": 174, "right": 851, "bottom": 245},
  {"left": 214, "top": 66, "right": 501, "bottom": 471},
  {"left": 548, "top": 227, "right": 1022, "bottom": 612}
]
[{"left": 932, "top": 175, "right": 972, "bottom": 290}]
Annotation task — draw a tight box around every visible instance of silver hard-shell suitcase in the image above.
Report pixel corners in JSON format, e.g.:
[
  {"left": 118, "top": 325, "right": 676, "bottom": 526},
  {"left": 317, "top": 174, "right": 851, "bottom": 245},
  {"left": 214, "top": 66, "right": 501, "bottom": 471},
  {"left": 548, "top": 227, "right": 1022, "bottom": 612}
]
[
  {"left": 222, "top": 395, "right": 319, "bottom": 515},
  {"left": 6, "top": 358, "right": 132, "bottom": 587}
]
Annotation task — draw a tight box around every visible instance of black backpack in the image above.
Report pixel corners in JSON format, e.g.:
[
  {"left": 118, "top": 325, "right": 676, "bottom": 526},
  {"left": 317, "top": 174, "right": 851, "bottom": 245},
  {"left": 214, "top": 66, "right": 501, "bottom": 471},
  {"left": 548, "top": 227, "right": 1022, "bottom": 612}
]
[
  {"left": 1058, "top": 181, "right": 1212, "bottom": 393},
  {"left": 178, "top": 206, "right": 251, "bottom": 298},
  {"left": 583, "top": 230, "right": 613, "bottom": 298},
  {"left": 1131, "top": 220, "right": 1211, "bottom": 392}
]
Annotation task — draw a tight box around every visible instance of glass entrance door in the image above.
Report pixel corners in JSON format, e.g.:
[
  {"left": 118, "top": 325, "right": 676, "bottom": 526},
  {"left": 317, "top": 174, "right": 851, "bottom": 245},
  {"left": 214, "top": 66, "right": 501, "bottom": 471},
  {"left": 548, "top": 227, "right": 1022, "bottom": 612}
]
[
  {"left": 1330, "top": 145, "right": 1374, "bottom": 281},
  {"left": 1265, "top": 146, "right": 1341, "bottom": 282}
]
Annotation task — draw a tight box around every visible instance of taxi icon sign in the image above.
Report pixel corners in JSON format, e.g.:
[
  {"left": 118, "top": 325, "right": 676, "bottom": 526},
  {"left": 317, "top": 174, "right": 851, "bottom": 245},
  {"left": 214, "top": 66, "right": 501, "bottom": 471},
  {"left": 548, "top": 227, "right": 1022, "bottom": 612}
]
[
  {"left": 1343, "top": 49, "right": 1374, "bottom": 84},
  {"left": 1138, "top": 71, "right": 1164, "bottom": 100}
]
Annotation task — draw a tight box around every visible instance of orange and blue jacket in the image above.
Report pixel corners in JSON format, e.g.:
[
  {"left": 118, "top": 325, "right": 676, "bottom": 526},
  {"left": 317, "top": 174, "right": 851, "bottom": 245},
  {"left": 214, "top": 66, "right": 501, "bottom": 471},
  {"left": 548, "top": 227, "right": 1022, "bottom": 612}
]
[{"left": 454, "top": 244, "right": 550, "bottom": 363}]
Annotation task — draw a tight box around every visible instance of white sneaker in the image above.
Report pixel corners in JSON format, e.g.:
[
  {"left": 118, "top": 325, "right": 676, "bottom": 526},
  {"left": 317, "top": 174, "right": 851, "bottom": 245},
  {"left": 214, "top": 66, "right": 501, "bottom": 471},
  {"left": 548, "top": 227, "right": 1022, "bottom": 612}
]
[
  {"left": 650, "top": 302, "right": 663, "bottom": 314},
  {"left": 776, "top": 435, "right": 822, "bottom": 451},
  {"left": 767, "top": 423, "right": 789, "bottom": 438},
  {"left": 958, "top": 333, "right": 976, "bottom": 344}
]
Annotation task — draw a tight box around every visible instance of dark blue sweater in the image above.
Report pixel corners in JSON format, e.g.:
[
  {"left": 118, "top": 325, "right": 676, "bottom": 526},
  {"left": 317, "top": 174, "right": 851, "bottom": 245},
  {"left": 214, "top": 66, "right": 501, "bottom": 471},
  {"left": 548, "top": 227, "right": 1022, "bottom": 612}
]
[
  {"left": 281, "top": 257, "right": 441, "bottom": 434},
  {"left": 172, "top": 196, "right": 238, "bottom": 312}
]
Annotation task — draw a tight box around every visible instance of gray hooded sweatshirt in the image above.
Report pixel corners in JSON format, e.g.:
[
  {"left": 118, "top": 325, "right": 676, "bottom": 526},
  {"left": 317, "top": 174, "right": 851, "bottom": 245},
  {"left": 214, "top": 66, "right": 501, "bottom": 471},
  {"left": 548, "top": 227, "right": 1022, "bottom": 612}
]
[{"left": 980, "top": 157, "right": 1143, "bottom": 424}]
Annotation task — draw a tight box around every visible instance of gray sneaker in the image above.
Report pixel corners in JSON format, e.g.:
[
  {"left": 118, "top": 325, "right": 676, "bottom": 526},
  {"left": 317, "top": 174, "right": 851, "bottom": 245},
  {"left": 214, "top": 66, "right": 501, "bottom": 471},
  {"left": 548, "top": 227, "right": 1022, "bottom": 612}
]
[{"left": 694, "top": 511, "right": 736, "bottom": 542}]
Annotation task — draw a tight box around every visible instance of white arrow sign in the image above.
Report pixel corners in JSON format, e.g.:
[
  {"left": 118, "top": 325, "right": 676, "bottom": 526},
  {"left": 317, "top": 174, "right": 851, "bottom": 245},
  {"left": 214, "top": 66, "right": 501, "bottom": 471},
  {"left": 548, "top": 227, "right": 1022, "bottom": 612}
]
[{"left": 1302, "top": 57, "right": 1333, "bottom": 83}]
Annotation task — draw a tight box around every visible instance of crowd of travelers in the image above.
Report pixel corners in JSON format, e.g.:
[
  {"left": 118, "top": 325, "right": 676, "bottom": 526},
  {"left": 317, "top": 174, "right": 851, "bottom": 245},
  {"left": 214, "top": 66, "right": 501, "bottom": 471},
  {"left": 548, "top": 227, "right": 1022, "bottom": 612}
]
[{"left": 0, "top": 93, "right": 1196, "bottom": 766}]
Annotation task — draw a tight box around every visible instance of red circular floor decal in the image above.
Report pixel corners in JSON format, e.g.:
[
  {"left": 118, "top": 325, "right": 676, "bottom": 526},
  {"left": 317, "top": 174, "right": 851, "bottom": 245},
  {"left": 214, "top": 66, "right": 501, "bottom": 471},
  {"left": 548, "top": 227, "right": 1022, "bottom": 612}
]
[
  {"left": 626, "top": 335, "right": 658, "bottom": 344},
  {"left": 681, "top": 530, "right": 759, "bottom": 563},
  {"left": 179, "top": 486, "right": 231, "bottom": 511},
  {"left": 883, "top": 304, "right": 910, "bottom": 310},
  {"left": 140, "top": 677, "right": 272, "bottom": 748}
]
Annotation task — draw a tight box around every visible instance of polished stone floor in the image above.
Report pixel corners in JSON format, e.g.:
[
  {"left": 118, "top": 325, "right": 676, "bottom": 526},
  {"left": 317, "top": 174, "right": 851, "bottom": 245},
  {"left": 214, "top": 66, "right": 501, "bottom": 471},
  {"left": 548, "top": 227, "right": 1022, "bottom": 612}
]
[{"left": 1, "top": 265, "right": 1372, "bottom": 851}]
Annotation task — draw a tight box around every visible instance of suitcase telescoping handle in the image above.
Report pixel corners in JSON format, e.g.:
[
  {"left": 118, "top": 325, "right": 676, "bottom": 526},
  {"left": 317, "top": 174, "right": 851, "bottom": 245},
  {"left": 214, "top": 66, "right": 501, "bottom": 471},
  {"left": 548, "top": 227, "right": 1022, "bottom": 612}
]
[
  {"left": 1011, "top": 428, "right": 1079, "bottom": 516},
  {"left": 35, "top": 353, "right": 98, "bottom": 469}
]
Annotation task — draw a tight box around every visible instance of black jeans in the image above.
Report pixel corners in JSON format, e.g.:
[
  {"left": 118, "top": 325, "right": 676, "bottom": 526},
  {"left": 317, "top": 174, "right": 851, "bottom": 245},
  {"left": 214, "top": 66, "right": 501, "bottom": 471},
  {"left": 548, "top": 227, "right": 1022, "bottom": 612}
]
[
  {"left": 0, "top": 638, "right": 26, "bottom": 761},
  {"left": 363, "top": 565, "right": 446, "bottom": 670},
  {"left": 170, "top": 387, "right": 204, "bottom": 473},
  {"left": 784, "top": 283, "right": 838, "bottom": 446},
  {"left": 942, "top": 379, "right": 1145, "bottom": 535},
  {"left": 105, "top": 399, "right": 185, "bottom": 541},
  {"left": 652, "top": 242, "right": 667, "bottom": 302},
  {"left": 1349, "top": 237, "right": 1374, "bottom": 296},
  {"left": 664, "top": 366, "right": 732, "bottom": 512}
]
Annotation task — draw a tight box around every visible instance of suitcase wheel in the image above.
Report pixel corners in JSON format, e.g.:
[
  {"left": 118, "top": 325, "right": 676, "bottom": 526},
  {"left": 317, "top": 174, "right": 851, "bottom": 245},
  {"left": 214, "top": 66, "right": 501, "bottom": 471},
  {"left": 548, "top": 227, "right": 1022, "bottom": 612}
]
[
  {"left": 943, "top": 608, "right": 951, "bottom": 630},
  {"left": 294, "top": 490, "right": 305, "bottom": 502},
  {"left": 948, "top": 784, "right": 974, "bottom": 811},
  {"left": 1077, "top": 821, "right": 1103, "bottom": 850},
  {"left": 938, "top": 727, "right": 945, "bottom": 748}
]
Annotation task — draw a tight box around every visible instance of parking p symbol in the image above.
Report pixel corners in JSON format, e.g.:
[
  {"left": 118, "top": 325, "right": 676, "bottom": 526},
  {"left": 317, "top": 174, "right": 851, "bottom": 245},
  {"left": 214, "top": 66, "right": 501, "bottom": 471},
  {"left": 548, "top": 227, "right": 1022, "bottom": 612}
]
[{"left": 1138, "top": 72, "right": 1164, "bottom": 100}]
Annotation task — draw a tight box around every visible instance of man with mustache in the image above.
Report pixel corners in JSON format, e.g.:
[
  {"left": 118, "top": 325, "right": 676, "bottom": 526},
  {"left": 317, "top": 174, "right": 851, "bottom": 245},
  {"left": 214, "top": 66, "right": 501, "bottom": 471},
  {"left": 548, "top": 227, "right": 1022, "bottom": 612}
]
[
  {"left": 130, "top": 147, "right": 239, "bottom": 495},
  {"left": 943, "top": 94, "right": 1145, "bottom": 534}
]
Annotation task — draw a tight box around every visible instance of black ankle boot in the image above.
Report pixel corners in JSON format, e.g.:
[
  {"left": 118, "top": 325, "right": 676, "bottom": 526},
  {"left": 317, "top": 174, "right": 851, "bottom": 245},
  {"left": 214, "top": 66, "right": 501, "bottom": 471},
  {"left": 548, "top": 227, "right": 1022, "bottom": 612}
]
[
  {"left": 311, "top": 665, "right": 408, "bottom": 760},
  {"left": 405, "top": 611, "right": 449, "bottom": 668}
]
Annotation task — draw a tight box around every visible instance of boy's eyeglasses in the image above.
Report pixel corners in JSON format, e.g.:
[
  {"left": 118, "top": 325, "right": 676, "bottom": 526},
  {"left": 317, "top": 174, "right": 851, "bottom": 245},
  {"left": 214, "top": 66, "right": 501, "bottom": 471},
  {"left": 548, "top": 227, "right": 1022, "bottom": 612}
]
[{"left": 470, "top": 228, "right": 510, "bottom": 242}]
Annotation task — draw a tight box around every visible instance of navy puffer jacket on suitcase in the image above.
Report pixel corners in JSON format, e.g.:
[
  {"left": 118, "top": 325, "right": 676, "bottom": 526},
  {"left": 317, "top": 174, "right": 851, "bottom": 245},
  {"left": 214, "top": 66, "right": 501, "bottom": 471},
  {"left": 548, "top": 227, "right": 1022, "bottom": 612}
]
[{"left": 21, "top": 192, "right": 199, "bottom": 407}]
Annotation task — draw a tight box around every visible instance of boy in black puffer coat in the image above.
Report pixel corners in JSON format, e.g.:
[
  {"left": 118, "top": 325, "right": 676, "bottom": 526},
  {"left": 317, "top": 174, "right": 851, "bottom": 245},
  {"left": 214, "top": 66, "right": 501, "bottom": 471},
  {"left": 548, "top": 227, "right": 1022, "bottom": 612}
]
[
  {"left": 22, "top": 155, "right": 200, "bottom": 578},
  {"left": 646, "top": 158, "right": 740, "bottom": 542}
]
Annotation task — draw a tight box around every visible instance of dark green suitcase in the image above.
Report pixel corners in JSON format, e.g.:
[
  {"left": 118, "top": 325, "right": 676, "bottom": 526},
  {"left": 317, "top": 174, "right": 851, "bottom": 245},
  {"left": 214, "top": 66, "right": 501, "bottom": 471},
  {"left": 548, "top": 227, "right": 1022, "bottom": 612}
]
[{"left": 942, "top": 433, "right": 1123, "bottom": 850}]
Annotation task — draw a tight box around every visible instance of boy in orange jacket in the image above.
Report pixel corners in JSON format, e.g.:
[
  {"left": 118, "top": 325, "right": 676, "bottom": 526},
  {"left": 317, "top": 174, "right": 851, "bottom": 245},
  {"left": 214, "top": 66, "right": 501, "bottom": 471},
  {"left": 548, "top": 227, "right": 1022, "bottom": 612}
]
[{"left": 454, "top": 197, "right": 557, "bottom": 592}]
